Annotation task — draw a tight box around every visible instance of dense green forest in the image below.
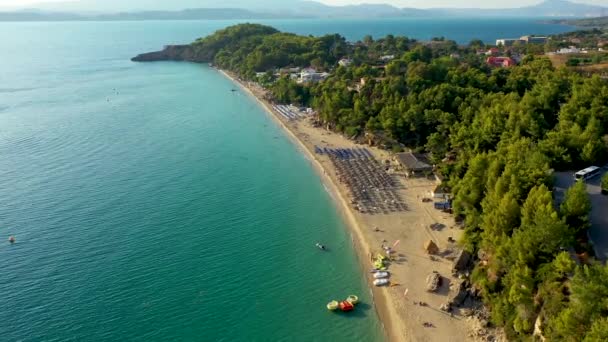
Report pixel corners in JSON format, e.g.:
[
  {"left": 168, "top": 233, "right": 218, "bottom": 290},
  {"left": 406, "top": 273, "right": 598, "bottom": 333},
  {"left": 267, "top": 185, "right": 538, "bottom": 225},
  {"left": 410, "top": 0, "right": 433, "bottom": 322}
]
[
  {"left": 193, "top": 24, "right": 608, "bottom": 340},
  {"left": 191, "top": 23, "right": 350, "bottom": 75}
]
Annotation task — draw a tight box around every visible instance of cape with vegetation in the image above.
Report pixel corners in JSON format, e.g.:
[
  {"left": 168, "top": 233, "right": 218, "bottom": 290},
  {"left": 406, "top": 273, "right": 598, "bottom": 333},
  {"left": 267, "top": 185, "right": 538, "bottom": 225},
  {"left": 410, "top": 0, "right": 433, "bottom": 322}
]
[
  {"left": 134, "top": 23, "right": 608, "bottom": 340},
  {"left": 550, "top": 16, "right": 608, "bottom": 30}
]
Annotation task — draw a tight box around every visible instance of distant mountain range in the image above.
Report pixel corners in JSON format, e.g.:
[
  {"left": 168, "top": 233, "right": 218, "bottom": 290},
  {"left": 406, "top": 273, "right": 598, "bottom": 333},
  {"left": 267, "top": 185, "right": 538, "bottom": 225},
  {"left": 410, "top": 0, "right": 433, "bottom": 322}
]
[
  {"left": 1, "top": 0, "right": 607, "bottom": 21},
  {"left": 0, "top": 8, "right": 277, "bottom": 21}
]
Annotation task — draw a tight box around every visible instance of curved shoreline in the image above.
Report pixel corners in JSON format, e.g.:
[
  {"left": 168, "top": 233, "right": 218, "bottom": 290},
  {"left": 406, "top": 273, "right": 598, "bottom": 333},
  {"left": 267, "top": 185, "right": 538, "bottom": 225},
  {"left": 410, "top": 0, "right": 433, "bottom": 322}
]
[{"left": 218, "top": 69, "right": 406, "bottom": 341}]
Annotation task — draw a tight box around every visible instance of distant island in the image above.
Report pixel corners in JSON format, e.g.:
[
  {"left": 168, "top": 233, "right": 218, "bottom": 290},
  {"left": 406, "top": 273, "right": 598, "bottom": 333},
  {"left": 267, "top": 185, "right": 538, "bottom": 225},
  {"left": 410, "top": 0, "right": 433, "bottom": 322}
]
[
  {"left": 134, "top": 23, "right": 608, "bottom": 341},
  {"left": 2, "top": 0, "right": 608, "bottom": 21}
]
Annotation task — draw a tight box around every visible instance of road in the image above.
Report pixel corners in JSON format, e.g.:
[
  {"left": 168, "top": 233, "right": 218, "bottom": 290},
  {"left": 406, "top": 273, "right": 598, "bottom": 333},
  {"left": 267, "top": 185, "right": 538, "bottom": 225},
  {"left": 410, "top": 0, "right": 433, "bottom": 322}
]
[{"left": 554, "top": 169, "right": 608, "bottom": 261}]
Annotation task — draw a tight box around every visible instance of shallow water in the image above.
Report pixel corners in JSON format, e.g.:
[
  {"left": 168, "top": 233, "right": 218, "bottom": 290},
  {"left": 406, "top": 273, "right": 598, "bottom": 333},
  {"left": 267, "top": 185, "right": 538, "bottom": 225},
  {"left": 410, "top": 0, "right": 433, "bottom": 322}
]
[{"left": 0, "top": 22, "right": 383, "bottom": 341}]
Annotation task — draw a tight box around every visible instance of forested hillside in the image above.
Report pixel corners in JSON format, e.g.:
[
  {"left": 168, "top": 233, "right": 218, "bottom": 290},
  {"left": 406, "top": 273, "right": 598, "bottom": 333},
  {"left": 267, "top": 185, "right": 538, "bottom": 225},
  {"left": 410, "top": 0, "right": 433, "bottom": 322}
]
[
  {"left": 185, "top": 24, "right": 608, "bottom": 340},
  {"left": 190, "top": 23, "right": 349, "bottom": 73}
]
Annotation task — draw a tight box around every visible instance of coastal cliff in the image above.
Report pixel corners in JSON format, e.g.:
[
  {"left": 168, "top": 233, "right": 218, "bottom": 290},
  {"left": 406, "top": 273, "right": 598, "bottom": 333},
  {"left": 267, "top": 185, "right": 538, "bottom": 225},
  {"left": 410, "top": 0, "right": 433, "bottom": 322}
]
[
  {"left": 131, "top": 23, "right": 280, "bottom": 64},
  {"left": 131, "top": 44, "right": 205, "bottom": 62}
]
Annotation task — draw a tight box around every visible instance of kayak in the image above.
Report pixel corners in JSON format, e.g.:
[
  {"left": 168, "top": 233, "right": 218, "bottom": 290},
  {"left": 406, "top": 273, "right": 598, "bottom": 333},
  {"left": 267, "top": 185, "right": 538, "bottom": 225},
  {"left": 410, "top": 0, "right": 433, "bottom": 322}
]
[
  {"left": 373, "top": 271, "right": 389, "bottom": 279},
  {"left": 373, "top": 278, "right": 390, "bottom": 286}
]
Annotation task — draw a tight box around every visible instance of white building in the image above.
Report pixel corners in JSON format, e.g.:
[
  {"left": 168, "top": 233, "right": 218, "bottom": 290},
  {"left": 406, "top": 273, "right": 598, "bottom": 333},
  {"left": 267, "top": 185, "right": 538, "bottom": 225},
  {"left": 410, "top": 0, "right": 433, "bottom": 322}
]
[
  {"left": 496, "top": 38, "right": 521, "bottom": 46},
  {"left": 338, "top": 58, "right": 353, "bottom": 67},
  {"left": 380, "top": 55, "right": 395, "bottom": 62},
  {"left": 298, "top": 68, "right": 329, "bottom": 83},
  {"left": 557, "top": 46, "right": 581, "bottom": 54}
]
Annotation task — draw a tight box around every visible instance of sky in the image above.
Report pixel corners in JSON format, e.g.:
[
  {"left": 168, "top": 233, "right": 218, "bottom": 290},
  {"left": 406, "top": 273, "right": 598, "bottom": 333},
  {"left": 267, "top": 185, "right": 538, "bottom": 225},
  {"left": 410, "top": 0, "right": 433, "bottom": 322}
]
[{"left": 1, "top": 0, "right": 607, "bottom": 9}]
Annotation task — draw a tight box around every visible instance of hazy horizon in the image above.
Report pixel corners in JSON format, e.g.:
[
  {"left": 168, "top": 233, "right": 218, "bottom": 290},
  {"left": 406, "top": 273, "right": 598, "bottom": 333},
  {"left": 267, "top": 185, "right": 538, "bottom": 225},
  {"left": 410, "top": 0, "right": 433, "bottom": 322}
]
[{"left": 1, "top": 0, "right": 607, "bottom": 11}]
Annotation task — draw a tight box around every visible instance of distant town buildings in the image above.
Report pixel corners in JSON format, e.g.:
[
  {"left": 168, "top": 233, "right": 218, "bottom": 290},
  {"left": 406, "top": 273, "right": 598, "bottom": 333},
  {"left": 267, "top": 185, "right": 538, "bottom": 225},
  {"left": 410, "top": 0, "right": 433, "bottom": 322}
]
[{"left": 486, "top": 56, "right": 516, "bottom": 68}]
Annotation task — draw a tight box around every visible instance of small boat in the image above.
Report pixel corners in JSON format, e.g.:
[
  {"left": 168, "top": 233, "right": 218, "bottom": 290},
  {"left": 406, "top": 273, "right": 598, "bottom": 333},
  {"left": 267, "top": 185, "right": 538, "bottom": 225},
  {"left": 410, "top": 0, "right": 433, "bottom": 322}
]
[
  {"left": 8, "top": 236, "right": 15, "bottom": 244},
  {"left": 339, "top": 300, "right": 354, "bottom": 312},
  {"left": 373, "top": 279, "right": 390, "bottom": 286},
  {"left": 373, "top": 271, "right": 389, "bottom": 279},
  {"left": 346, "top": 295, "right": 359, "bottom": 305},
  {"left": 315, "top": 243, "right": 326, "bottom": 251},
  {"left": 327, "top": 300, "right": 339, "bottom": 311}
]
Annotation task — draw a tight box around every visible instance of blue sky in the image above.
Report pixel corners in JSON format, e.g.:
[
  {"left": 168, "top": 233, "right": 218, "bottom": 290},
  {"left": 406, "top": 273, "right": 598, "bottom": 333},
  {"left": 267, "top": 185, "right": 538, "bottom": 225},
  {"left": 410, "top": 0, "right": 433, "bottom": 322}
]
[{"left": 1, "top": 0, "right": 606, "bottom": 9}]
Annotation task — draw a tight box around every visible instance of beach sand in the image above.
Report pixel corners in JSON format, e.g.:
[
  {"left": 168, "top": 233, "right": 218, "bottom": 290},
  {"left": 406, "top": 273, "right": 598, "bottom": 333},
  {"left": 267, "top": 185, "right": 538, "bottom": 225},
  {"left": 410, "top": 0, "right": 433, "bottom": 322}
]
[{"left": 220, "top": 70, "right": 493, "bottom": 342}]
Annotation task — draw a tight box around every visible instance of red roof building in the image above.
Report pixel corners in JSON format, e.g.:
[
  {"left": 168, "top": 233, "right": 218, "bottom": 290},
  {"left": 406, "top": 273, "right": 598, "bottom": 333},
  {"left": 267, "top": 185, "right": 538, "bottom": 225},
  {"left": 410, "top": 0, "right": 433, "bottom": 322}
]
[{"left": 486, "top": 56, "right": 516, "bottom": 68}]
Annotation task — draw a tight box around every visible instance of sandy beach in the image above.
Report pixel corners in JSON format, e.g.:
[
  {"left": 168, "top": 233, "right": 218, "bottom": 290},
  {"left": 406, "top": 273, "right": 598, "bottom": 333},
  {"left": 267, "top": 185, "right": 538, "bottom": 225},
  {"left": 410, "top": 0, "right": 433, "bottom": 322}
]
[{"left": 220, "top": 69, "right": 491, "bottom": 342}]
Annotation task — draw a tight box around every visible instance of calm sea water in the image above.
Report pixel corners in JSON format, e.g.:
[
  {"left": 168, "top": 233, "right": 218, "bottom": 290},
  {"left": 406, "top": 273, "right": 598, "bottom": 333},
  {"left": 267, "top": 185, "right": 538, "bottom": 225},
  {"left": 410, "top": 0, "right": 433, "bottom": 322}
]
[{"left": 0, "top": 18, "right": 572, "bottom": 341}]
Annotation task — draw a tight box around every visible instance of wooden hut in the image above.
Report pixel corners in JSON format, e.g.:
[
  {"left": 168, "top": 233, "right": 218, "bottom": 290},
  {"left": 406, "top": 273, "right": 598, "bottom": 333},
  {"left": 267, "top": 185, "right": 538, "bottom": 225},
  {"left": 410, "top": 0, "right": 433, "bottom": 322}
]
[
  {"left": 424, "top": 240, "right": 439, "bottom": 255},
  {"left": 395, "top": 152, "right": 433, "bottom": 177}
]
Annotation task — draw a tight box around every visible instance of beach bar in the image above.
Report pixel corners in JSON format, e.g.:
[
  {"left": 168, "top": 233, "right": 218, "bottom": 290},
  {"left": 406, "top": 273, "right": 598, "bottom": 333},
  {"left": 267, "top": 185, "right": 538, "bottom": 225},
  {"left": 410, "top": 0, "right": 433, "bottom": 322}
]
[{"left": 395, "top": 152, "right": 433, "bottom": 177}]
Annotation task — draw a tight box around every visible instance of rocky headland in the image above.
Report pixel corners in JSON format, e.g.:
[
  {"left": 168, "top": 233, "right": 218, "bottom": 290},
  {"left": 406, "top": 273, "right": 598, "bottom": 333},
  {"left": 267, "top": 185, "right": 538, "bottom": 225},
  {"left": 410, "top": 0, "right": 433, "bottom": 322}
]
[{"left": 131, "top": 44, "right": 205, "bottom": 62}]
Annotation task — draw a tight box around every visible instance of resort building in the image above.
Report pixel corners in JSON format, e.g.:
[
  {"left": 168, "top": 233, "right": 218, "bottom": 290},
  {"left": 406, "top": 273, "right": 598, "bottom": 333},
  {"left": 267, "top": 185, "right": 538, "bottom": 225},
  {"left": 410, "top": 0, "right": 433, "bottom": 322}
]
[
  {"left": 394, "top": 152, "right": 433, "bottom": 177},
  {"left": 496, "top": 38, "right": 520, "bottom": 47},
  {"left": 496, "top": 36, "right": 548, "bottom": 47},
  {"left": 298, "top": 68, "right": 329, "bottom": 83},
  {"left": 519, "top": 35, "right": 548, "bottom": 44},
  {"left": 486, "top": 56, "right": 516, "bottom": 68},
  {"left": 380, "top": 55, "right": 395, "bottom": 62}
]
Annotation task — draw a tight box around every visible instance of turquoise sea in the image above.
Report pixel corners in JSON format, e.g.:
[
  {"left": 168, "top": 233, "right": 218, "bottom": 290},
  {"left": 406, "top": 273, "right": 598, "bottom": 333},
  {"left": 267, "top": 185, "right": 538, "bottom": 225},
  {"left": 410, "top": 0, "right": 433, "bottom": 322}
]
[{"left": 0, "top": 18, "right": 573, "bottom": 341}]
